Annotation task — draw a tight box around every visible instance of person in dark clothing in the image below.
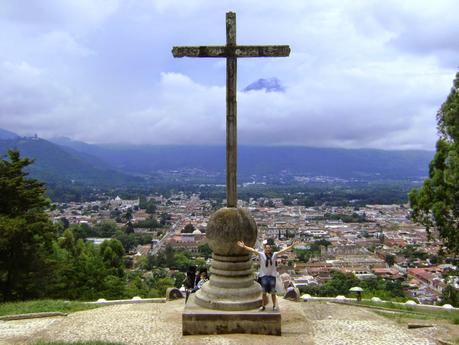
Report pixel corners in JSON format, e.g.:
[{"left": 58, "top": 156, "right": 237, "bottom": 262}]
[{"left": 184, "top": 265, "right": 197, "bottom": 303}]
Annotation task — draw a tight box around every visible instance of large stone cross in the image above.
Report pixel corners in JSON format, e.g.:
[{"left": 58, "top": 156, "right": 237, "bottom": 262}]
[{"left": 172, "top": 12, "right": 290, "bottom": 207}]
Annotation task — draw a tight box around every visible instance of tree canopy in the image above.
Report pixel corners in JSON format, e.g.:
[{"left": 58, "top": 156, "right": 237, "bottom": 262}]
[
  {"left": 182, "top": 223, "right": 195, "bottom": 233},
  {"left": 0, "top": 151, "right": 56, "bottom": 301},
  {"left": 409, "top": 72, "right": 459, "bottom": 254},
  {"left": 0, "top": 150, "right": 182, "bottom": 301}
]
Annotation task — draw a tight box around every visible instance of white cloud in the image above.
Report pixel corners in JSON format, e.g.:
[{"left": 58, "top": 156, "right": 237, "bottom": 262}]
[
  {"left": 38, "top": 31, "right": 95, "bottom": 57},
  {"left": 0, "top": 60, "right": 99, "bottom": 138},
  {"left": 0, "top": 0, "right": 457, "bottom": 149}
]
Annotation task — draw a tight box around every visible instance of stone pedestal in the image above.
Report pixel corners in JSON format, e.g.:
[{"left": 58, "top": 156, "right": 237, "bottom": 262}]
[
  {"left": 195, "top": 253, "right": 262, "bottom": 310},
  {"left": 183, "top": 294, "right": 281, "bottom": 336},
  {"left": 182, "top": 207, "right": 281, "bottom": 335},
  {"left": 196, "top": 207, "right": 262, "bottom": 311}
]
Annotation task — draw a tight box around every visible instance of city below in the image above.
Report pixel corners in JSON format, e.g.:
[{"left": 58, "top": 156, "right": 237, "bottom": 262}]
[{"left": 49, "top": 192, "right": 457, "bottom": 305}]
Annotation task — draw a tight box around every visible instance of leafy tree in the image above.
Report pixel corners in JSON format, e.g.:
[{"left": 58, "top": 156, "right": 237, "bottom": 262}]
[
  {"left": 182, "top": 223, "right": 195, "bottom": 233},
  {"left": 440, "top": 284, "right": 459, "bottom": 307},
  {"left": 139, "top": 196, "right": 147, "bottom": 209},
  {"left": 114, "top": 231, "right": 153, "bottom": 252},
  {"left": 323, "top": 271, "right": 361, "bottom": 295},
  {"left": 154, "top": 277, "right": 175, "bottom": 296},
  {"left": 0, "top": 151, "right": 50, "bottom": 215},
  {"left": 70, "top": 223, "right": 95, "bottom": 240},
  {"left": 134, "top": 217, "right": 160, "bottom": 229},
  {"left": 294, "top": 248, "right": 310, "bottom": 263},
  {"left": 125, "top": 208, "right": 133, "bottom": 221},
  {"left": 125, "top": 221, "right": 134, "bottom": 234},
  {"left": 102, "top": 275, "right": 127, "bottom": 300},
  {"left": 48, "top": 232, "right": 131, "bottom": 300},
  {"left": 123, "top": 208, "right": 133, "bottom": 233},
  {"left": 173, "top": 251, "right": 192, "bottom": 271},
  {"left": 399, "top": 245, "right": 428, "bottom": 261},
  {"left": 110, "top": 208, "right": 122, "bottom": 220},
  {"left": 324, "top": 212, "right": 368, "bottom": 223},
  {"left": 299, "top": 271, "right": 360, "bottom": 297},
  {"left": 164, "top": 245, "right": 176, "bottom": 267},
  {"left": 385, "top": 254, "right": 395, "bottom": 267},
  {"left": 140, "top": 199, "right": 157, "bottom": 214},
  {"left": 48, "top": 231, "right": 108, "bottom": 300},
  {"left": 174, "top": 272, "right": 186, "bottom": 288},
  {"left": 198, "top": 243, "right": 212, "bottom": 259},
  {"left": 383, "top": 279, "right": 405, "bottom": 298},
  {"left": 93, "top": 220, "right": 119, "bottom": 237},
  {"left": 409, "top": 72, "right": 459, "bottom": 254},
  {"left": 265, "top": 200, "right": 275, "bottom": 208},
  {"left": 100, "top": 239, "right": 125, "bottom": 277},
  {"left": 57, "top": 217, "right": 70, "bottom": 231},
  {"left": 0, "top": 151, "right": 57, "bottom": 301},
  {"left": 299, "top": 271, "right": 405, "bottom": 300},
  {"left": 159, "top": 212, "right": 171, "bottom": 226}
]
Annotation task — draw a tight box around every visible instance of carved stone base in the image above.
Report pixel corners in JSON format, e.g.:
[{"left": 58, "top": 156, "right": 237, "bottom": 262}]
[
  {"left": 183, "top": 294, "right": 281, "bottom": 336},
  {"left": 195, "top": 253, "right": 262, "bottom": 311}
]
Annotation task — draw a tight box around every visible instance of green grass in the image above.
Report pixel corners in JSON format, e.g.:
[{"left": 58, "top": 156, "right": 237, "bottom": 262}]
[
  {"left": 373, "top": 310, "right": 443, "bottom": 322},
  {"left": 349, "top": 300, "right": 459, "bottom": 324},
  {"left": 32, "top": 340, "right": 124, "bottom": 345},
  {"left": 0, "top": 299, "right": 101, "bottom": 317}
]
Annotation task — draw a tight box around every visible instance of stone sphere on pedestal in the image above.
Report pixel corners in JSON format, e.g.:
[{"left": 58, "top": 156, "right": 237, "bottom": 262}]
[
  {"left": 195, "top": 207, "right": 262, "bottom": 311},
  {"left": 206, "top": 207, "right": 257, "bottom": 255}
]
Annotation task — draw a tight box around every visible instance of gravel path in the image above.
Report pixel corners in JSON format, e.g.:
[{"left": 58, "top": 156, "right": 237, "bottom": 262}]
[{"left": 0, "top": 300, "right": 442, "bottom": 345}]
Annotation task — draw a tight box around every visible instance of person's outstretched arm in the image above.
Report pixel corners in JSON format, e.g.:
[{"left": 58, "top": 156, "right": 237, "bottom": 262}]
[
  {"left": 277, "top": 239, "right": 300, "bottom": 255},
  {"left": 237, "top": 241, "right": 260, "bottom": 255}
]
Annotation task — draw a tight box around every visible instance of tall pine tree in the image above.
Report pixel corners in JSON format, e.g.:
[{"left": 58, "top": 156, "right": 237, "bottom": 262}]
[
  {"left": 0, "top": 150, "right": 56, "bottom": 300},
  {"left": 409, "top": 72, "right": 459, "bottom": 255}
]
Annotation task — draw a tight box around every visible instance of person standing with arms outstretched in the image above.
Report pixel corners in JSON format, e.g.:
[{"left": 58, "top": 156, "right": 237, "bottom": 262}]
[{"left": 237, "top": 239, "right": 299, "bottom": 311}]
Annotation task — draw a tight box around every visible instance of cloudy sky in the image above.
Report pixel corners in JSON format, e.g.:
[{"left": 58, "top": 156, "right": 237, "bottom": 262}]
[{"left": 1, "top": 0, "right": 458, "bottom": 150}]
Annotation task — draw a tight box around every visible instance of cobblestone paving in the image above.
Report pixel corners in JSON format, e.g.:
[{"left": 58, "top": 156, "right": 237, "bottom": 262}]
[
  {"left": 313, "top": 319, "right": 434, "bottom": 345},
  {"left": 0, "top": 318, "right": 60, "bottom": 345},
  {"left": 0, "top": 300, "right": 441, "bottom": 345}
]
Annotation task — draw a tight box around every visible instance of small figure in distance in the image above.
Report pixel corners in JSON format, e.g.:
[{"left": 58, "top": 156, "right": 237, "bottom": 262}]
[
  {"left": 197, "top": 271, "right": 208, "bottom": 289},
  {"left": 237, "top": 239, "right": 300, "bottom": 311},
  {"left": 192, "top": 270, "right": 209, "bottom": 292},
  {"left": 184, "top": 265, "right": 197, "bottom": 303}
]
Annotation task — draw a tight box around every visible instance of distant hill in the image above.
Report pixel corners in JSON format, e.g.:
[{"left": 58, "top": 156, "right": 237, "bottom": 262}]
[
  {"left": 50, "top": 139, "right": 433, "bottom": 180},
  {"left": 0, "top": 128, "right": 19, "bottom": 140},
  {"left": 0, "top": 137, "right": 141, "bottom": 186}
]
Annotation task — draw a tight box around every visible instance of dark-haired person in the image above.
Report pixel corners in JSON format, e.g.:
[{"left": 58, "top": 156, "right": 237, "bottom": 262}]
[
  {"left": 184, "top": 265, "right": 197, "bottom": 303},
  {"left": 237, "top": 239, "right": 299, "bottom": 311}
]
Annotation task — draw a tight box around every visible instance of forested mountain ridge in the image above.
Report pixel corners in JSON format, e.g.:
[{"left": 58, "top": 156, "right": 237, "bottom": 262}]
[
  {"left": 51, "top": 137, "right": 432, "bottom": 179},
  {"left": 0, "top": 136, "right": 140, "bottom": 186},
  {"left": 0, "top": 129, "right": 433, "bottom": 183}
]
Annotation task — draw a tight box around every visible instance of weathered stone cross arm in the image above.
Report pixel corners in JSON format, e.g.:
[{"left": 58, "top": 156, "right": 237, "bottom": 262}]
[
  {"left": 172, "top": 45, "right": 290, "bottom": 58},
  {"left": 171, "top": 12, "right": 290, "bottom": 209}
]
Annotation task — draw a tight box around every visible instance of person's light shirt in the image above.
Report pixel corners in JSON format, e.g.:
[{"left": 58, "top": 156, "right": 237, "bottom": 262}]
[{"left": 257, "top": 251, "right": 279, "bottom": 277}]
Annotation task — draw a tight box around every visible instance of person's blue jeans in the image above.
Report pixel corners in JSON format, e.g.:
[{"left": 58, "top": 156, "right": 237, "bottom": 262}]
[{"left": 259, "top": 275, "right": 276, "bottom": 293}]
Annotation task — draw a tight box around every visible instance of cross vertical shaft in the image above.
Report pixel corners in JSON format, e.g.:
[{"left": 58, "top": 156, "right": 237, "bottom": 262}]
[
  {"left": 226, "top": 12, "right": 237, "bottom": 208},
  {"left": 173, "top": 11, "right": 291, "bottom": 317},
  {"left": 171, "top": 12, "right": 290, "bottom": 209}
]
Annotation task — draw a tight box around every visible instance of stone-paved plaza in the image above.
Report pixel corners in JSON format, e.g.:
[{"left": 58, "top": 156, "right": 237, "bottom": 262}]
[{"left": 0, "top": 299, "right": 450, "bottom": 345}]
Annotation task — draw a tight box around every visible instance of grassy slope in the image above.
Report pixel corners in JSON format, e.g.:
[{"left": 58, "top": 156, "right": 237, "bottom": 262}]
[
  {"left": 0, "top": 299, "right": 101, "bottom": 316},
  {"left": 345, "top": 300, "right": 459, "bottom": 324}
]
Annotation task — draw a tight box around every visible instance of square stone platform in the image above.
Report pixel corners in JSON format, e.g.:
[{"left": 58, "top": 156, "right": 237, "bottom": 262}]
[{"left": 182, "top": 295, "right": 281, "bottom": 336}]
